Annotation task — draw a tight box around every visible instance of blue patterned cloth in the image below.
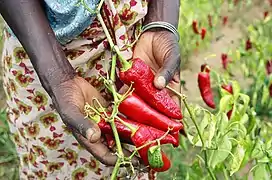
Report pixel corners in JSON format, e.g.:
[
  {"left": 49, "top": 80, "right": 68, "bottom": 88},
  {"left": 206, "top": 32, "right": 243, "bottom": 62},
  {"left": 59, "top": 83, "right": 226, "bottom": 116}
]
[
  {"left": 45, "top": 0, "right": 99, "bottom": 44},
  {"left": 6, "top": 0, "right": 99, "bottom": 45}
]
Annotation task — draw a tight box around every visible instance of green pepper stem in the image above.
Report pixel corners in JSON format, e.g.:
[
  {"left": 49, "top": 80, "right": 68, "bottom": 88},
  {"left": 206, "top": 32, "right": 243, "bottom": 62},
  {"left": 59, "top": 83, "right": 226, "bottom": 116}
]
[
  {"left": 81, "top": 1, "right": 125, "bottom": 179},
  {"left": 128, "top": 128, "right": 170, "bottom": 160},
  {"left": 115, "top": 116, "right": 137, "bottom": 133},
  {"left": 96, "top": 13, "right": 131, "bottom": 71},
  {"left": 166, "top": 85, "right": 217, "bottom": 180}
]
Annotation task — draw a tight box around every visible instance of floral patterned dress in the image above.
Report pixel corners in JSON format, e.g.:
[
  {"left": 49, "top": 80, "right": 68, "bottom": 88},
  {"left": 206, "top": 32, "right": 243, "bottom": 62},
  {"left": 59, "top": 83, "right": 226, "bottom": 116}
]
[{"left": 1, "top": 0, "right": 156, "bottom": 179}]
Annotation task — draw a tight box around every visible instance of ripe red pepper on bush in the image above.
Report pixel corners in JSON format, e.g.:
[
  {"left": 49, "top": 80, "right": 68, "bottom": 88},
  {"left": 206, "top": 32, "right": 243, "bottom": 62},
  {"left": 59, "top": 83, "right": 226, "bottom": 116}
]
[
  {"left": 93, "top": 114, "right": 177, "bottom": 171},
  {"left": 223, "top": 16, "right": 228, "bottom": 26},
  {"left": 265, "top": 60, "right": 272, "bottom": 96},
  {"left": 201, "top": 28, "right": 206, "bottom": 40},
  {"left": 221, "top": 53, "right": 229, "bottom": 69},
  {"left": 192, "top": 20, "right": 199, "bottom": 34},
  {"left": 118, "top": 92, "right": 183, "bottom": 147},
  {"left": 119, "top": 58, "right": 182, "bottom": 119},
  {"left": 198, "top": 64, "right": 216, "bottom": 109},
  {"left": 245, "top": 38, "right": 252, "bottom": 50},
  {"left": 221, "top": 84, "right": 234, "bottom": 119}
]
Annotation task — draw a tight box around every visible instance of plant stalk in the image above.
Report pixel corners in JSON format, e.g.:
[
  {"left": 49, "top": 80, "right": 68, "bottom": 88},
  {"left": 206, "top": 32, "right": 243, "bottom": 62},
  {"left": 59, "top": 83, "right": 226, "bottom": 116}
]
[
  {"left": 96, "top": 13, "right": 131, "bottom": 70},
  {"left": 166, "top": 85, "right": 217, "bottom": 180},
  {"left": 81, "top": 1, "right": 124, "bottom": 179}
]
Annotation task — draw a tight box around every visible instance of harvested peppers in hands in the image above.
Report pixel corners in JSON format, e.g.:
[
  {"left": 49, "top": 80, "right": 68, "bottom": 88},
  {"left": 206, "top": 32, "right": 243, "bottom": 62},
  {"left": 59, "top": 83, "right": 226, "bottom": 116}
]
[
  {"left": 93, "top": 113, "right": 177, "bottom": 171},
  {"left": 119, "top": 58, "right": 182, "bottom": 119},
  {"left": 118, "top": 92, "right": 183, "bottom": 147}
]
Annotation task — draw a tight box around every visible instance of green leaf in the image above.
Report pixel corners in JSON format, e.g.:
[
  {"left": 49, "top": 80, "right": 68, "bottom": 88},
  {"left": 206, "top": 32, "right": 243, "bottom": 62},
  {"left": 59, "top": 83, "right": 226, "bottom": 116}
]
[
  {"left": 148, "top": 145, "right": 164, "bottom": 168},
  {"left": 232, "top": 81, "right": 241, "bottom": 100},
  {"left": 216, "top": 113, "right": 229, "bottom": 134},
  {"left": 209, "top": 136, "right": 232, "bottom": 168},
  {"left": 229, "top": 144, "right": 245, "bottom": 175},
  {"left": 261, "top": 85, "right": 269, "bottom": 106},
  {"left": 253, "top": 164, "right": 270, "bottom": 180},
  {"left": 219, "top": 95, "right": 233, "bottom": 112},
  {"left": 238, "top": 94, "right": 250, "bottom": 115}
]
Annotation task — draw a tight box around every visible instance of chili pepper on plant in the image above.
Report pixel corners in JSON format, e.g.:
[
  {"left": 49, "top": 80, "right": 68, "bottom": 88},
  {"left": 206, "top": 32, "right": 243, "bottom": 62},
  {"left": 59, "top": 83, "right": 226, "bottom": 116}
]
[
  {"left": 221, "top": 53, "right": 229, "bottom": 70},
  {"left": 221, "top": 84, "right": 233, "bottom": 94},
  {"left": 265, "top": 60, "right": 272, "bottom": 97},
  {"left": 264, "top": 11, "right": 269, "bottom": 19},
  {"left": 221, "top": 84, "right": 234, "bottom": 119},
  {"left": 245, "top": 38, "right": 252, "bottom": 51},
  {"left": 266, "top": 60, "right": 272, "bottom": 75},
  {"left": 192, "top": 20, "right": 199, "bottom": 34},
  {"left": 198, "top": 64, "right": 216, "bottom": 109},
  {"left": 119, "top": 58, "right": 182, "bottom": 119},
  {"left": 201, "top": 28, "right": 206, "bottom": 40},
  {"left": 223, "top": 16, "right": 228, "bottom": 26}
]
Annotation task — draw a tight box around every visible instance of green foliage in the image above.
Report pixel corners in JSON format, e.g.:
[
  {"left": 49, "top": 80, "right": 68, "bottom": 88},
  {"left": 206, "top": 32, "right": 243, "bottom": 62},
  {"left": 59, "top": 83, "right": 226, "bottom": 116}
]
[{"left": 159, "top": 0, "right": 272, "bottom": 179}]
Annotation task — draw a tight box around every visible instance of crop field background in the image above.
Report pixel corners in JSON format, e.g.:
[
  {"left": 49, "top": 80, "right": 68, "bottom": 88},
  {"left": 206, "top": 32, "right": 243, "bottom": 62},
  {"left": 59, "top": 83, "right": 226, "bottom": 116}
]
[{"left": 0, "top": 0, "right": 271, "bottom": 179}]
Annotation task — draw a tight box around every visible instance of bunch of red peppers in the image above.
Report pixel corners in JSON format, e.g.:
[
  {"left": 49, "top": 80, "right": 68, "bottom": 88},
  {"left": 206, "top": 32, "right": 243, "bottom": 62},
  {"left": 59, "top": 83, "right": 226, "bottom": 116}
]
[{"left": 87, "top": 58, "right": 184, "bottom": 172}]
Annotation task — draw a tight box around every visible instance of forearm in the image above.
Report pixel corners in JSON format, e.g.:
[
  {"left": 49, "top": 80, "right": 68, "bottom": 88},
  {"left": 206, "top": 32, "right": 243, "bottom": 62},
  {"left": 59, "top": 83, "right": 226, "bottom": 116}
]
[
  {"left": 144, "top": 0, "right": 180, "bottom": 28},
  {"left": 0, "top": 0, "right": 75, "bottom": 96}
]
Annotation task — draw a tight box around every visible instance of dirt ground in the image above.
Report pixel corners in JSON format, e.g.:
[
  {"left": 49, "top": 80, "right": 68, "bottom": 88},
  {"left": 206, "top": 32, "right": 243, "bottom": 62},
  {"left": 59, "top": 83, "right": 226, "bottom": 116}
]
[{"left": 181, "top": 3, "right": 266, "bottom": 106}]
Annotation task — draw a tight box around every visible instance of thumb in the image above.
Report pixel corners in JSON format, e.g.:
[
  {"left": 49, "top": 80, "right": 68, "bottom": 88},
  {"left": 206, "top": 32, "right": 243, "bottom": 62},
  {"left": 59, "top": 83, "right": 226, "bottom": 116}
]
[
  {"left": 59, "top": 104, "right": 101, "bottom": 143},
  {"left": 154, "top": 43, "right": 181, "bottom": 89}
]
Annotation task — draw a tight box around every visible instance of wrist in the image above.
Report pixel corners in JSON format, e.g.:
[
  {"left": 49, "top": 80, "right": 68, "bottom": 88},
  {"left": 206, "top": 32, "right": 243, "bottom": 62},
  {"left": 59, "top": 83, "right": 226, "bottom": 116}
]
[
  {"left": 144, "top": 0, "right": 180, "bottom": 28},
  {"left": 38, "top": 60, "right": 76, "bottom": 97},
  {"left": 141, "top": 22, "right": 180, "bottom": 42}
]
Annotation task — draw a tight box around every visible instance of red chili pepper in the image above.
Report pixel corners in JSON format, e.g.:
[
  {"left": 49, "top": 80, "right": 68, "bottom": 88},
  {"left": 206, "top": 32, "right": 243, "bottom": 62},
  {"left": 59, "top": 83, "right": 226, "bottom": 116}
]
[
  {"left": 198, "top": 65, "right": 216, "bottom": 109},
  {"left": 119, "top": 92, "right": 182, "bottom": 147},
  {"left": 192, "top": 20, "right": 199, "bottom": 34},
  {"left": 226, "top": 109, "right": 233, "bottom": 119},
  {"left": 208, "top": 15, "right": 213, "bottom": 28},
  {"left": 245, "top": 38, "right": 252, "bottom": 51},
  {"left": 201, "top": 28, "right": 206, "bottom": 40},
  {"left": 95, "top": 115, "right": 177, "bottom": 171},
  {"left": 169, "top": 131, "right": 180, "bottom": 147},
  {"left": 269, "top": 84, "right": 272, "bottom": 97},
  {"left": 266, "top": 60, "right": 272, "bottom": 75},
  {"left": 105, "top": 134, "right": 115, "bottom": 149},
  {"left": 119, "top": 58, "right": 182, "bottom": 119},
  {"left": 221, "top": 53, "right": 228, "bottom": 69},
  {"left": 221, "top": 84, "right": 233, "bottom": 94},
  {"left": 223, "top": 16, "right": 228, "bottom": 26},
  {"left": 119, "top": 92, "right": 183, "bottom": 133},
  {"left": 266, "top": 60, "right": 272, "bottom": 97},
  {"left": 221, "top": 84, "right": 234, "bottom": 119},
  {"left": 201, "top": 64, "right": 210, "bottom": 73},
  {"left": 234, "top": 0, "right": 239, "bottom": 5},
  {"left": 264, "top": 11, "right": 269, "bottom": 19}
]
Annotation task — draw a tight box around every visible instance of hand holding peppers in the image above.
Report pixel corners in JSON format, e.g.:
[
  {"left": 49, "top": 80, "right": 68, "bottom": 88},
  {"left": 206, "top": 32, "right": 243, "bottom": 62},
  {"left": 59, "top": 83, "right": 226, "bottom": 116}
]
[{"left": 132, "top": 30, "right": 182, "bottom": 112}]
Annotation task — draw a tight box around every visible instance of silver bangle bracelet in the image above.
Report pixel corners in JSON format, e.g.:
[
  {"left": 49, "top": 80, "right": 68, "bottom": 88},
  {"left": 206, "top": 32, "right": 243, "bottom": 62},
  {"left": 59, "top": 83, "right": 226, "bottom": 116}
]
[{"left": 141, "top": 21, "right": 180, "bottom": 42}]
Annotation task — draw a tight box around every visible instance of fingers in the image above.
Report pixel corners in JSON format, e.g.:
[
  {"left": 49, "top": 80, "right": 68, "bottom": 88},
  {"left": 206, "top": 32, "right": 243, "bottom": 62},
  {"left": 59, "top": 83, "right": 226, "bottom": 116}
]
[
  {"left": 59, "top": 104, "right": 101, "bottom": 143},
  {"left": 154, "top": 39, "right": 181, "bottom": 89},
  {"left": 72, "top": 130, "right": 118, "bottom": 166}
]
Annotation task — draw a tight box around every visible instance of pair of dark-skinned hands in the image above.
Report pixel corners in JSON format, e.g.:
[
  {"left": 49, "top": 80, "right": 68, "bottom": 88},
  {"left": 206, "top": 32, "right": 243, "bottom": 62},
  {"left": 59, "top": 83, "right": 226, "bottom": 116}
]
[
  {"left": 0, "top": 0, "right": 181, "bottom": 170},
  {"left": 51, "top": 30, "right": 181, "bottom": 167}
]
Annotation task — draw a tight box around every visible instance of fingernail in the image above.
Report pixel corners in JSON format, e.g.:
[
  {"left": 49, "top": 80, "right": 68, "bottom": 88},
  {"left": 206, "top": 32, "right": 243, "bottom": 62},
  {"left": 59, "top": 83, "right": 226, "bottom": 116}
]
[
  {"left": 86, "top": 128, "right": 100, "bottom": 142},
  {"left": 155, "top": 76, "right": 166, "bottom": 89}
]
